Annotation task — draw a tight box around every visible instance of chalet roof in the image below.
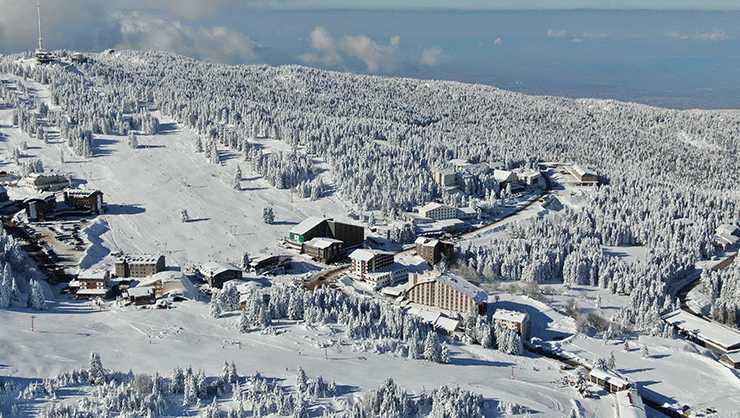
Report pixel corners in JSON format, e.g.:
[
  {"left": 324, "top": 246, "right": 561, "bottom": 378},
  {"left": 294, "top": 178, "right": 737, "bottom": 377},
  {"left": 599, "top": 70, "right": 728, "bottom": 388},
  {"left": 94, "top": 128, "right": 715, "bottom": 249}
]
[
  {"left": 290, "top": 217, "right": 327, "bottom": 236},
  {"left": 200, "top": 261, "right": 241, "bottom": 277},
  {"left": 662, "top": 309, "right": 740, "bottom": 352},
  {"left": 492, "top": 309, "right": 529, "bottom": 324},
  {"left": 572, "top": 164, "right": 597, "bottom": 177},
  {"left": 722, "top": 351, "right": 740, "bottom": 364},
  {"left": 434, "top": 316, "right": 461, "bottom": 334},
  {"left": 349, "top": 248, "right": 394, "bottom": 262},
  {"left": 435, "top": 272, "right": 486, "bottom": 303},
  {"left": 493, "top": 169, "right": 517, "bottom": 182},
  {"left": 77, "top": 269, "right": 109, "bottom": 281},
  {"left": 305, "top": 237, "right": 343, "bottom": 249},
  {"left": 588, "top": 369, "right": 630, "bottom": 389}
]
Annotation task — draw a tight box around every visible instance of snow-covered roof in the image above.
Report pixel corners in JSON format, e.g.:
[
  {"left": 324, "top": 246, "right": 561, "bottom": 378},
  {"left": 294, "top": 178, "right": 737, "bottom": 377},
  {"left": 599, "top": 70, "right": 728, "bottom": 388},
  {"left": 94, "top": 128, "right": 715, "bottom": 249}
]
[
  {"left": 407, "top": 306, "right": 441, "bottom": 324},
  {"left": 662, "top": 309, "right": 740, "bottom": 352},
  {"left": 572, "top": 164, "right": 597, "bottom": 177},
  {"left": 436, "top": 168, "right": 456, "bottom": 176},
  {"left": 714, "top": 233, "right": 739, "bottom": 246},
  {"left": 457, "top": 207, "right": 476, "bottom": 215},
  {"left": 76, "top": 289, "right": 109, "bottom": 296},
  {"left": 290, "top": 217, "right": 327, "bottom": 236},
  {"left": 718, "top": 224, "right": 739, "bottom": 236},
  {"left": 419, "top": 202, "right": 450, "bottom": 212},
  {"left": 435, "top": 272, "right": 486, "bottom": 303},
  {"left": 118, "top": 253, "right": 163, "bottom": 264},
  {"left": 493, "top": 169, "right": 516, "bottom": 182},
  {"left": 200, "top": 261, "right": 241, "bottom": 277},
  {"left": 65, "top": 188, "right": 102, "bottom": 198},
  {"left": 588, "top": 369, "right": 630, "bottom": 389},
  {"left": 348, "top": 248, "right": 394, "bottom": 262},
  {"left": 415, "top": 237, "right": 439, "bottom": 247},
  {"left": 77, "top": 269, "right": 109, "bottom": 281},
  {"left": 722, "top": 351, "right": 740, "bottom": 364},
  {"left": 305, "top": 237, "right": 343, "bottom": 249},
  {"left": 126, "top": 286, "right": 154, "bottom": 298},
  {"left": 434, "top": 316, "right": 461, "bottom": 334},
  {"left": 492, "top": 309, "right": 529, "bottom": 324},
  {"left": 23, "top": 192, "right": 55, "bottom": 203},
  {"left": 615, "top": 389, "right": 646, "bottom": 418}
]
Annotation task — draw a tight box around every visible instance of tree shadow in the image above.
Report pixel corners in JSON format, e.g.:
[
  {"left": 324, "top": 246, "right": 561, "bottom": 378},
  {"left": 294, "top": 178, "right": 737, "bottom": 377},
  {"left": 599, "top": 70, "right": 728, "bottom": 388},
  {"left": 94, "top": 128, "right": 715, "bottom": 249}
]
[
  {"left": 187, "top": 218, "right": 211, "bottom": 223},
  {"left": 450, "top": 356, "right": 515, "bottom": 368},
  {"left": 157, "top": 122, "right": 178, "bottom": 133},
  {"left": 621, "top": 367, "right": 654, "bottom": 374},
  {"left": 105, "top": 204, "right": 146, "bottom": 215},
  {"left": 272, "top": 221, "right": 298, "bottom": 226}
]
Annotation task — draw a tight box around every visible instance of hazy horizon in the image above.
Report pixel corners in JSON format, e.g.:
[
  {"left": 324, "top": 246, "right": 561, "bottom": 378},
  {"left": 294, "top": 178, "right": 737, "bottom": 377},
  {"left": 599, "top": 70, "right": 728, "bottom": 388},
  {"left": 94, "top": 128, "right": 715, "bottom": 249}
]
[{"left": 1, "top": 5, "right": 738, "bottom": 109}]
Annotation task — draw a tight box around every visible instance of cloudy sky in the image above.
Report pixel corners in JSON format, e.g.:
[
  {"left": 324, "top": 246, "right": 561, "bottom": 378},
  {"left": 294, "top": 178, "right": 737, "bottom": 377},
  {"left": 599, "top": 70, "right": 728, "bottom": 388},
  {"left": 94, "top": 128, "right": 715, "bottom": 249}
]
[{"left": 1, "top": 1, "right": 738, "bottom": 108}]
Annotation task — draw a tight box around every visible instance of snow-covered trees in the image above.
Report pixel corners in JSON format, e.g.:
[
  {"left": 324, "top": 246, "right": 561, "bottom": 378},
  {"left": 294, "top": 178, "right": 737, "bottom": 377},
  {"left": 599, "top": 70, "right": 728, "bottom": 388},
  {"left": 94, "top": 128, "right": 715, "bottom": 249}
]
[
  {"left": 88, "top": 351, "right": 105, "bottom": 385},
  {"left": 27, "top": 279, "right": 47, "bottom": 310},
  {"left": 262, "top": 206, "right": 275, "bottom": 224},
  {"left": 128, "top": 132, "right": 138, "bottom": 148},
  {"left": 181, "top": 208, "right": 190, "bottom": 223}
]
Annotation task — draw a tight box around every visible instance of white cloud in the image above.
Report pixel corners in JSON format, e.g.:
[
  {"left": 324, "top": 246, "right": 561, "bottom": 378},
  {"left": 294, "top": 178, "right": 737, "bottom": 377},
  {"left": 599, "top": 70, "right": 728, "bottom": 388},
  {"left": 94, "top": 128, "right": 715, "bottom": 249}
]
[
  {"left": 547, "top": 28, "right": 567, "bottom": 38},
  {"left": 340, "top": 34, "right": 397, "bottom": 72},
  {"left": 571, "top": 38, "right": 582, "bottom": 43},
  {"left": 665, "top": 31, "right": 681, "bottom": 38},
  {"left": 420, "top": 47, "right": 443, "bottom": 66},
  {"left": 494, "top": 38, "right": 503, "bottom": 45},
  {"left": 114, "top": 12, "right": 259, "bottom": 64},
  {"left": 696, "top": 29, "right": 728, "bottom": 41},
  {"left": 300, "top": 26, "right": 399, "bottom": 73},
  {"left": 582, "top": 32, "right": 607, "bottom": 38}
]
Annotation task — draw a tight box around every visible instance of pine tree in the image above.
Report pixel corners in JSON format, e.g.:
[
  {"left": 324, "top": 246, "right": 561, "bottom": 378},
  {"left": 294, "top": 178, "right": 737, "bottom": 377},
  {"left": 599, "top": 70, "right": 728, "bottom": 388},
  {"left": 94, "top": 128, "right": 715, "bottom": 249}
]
[
  {"left": 128, "top": 132, "right": 138, "bottom": 149},
  {"left": 641, "top": 344, "right": 649, "bottom": 358},
  {"left": 607, "top": 352, "right": 616, "bottom": 370},
  {"left": 424, "top": 332, "right": 442, "bottom": 363},
  {"left": 171, "top": 366, "right": 185, "bottom": 394},
  {"left": 27, "top": 279, "right": 47, "bottom": 310},
  {"left": 0, "top": 268, "right": 11, "bottom": 308},
  {"left": 233, "top": 169, "right": 241, "bottom": 190},
  {"left": 440, "top": 343, "right": 451, "bottom": 364},
  {"left": 238, "top": 310, "right": 250, "bottom": 333},
  {"left": 89, "top": 351, "right": 105, "bottom": 385},
  {"left": 296, "top": 367, "right": 308, "bottom": 394},
  {"left": 195, "top": 137, "right": 203, "bottom": 153},
  {"left": 241, "top": 252, "right": 250, "bottom": 269},
  {"left": 263, "top": 206, "right": 274, "bottom": 224},
  {"left": 183, "top": 374, "right": 196, "bottom": 406},
  {"left": 209, "top": 297, "right": 222, "bottom": 318},
  {"left": 180, "top": 209, "right": 189, "bottom": 223}
]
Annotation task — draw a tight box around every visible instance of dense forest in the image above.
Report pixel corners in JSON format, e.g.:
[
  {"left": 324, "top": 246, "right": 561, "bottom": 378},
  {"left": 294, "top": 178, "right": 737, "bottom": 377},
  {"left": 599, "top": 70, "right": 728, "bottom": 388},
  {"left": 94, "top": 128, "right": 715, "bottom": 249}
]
[{"left": 2, "top": 50, "right": 740, "bottom": 332}]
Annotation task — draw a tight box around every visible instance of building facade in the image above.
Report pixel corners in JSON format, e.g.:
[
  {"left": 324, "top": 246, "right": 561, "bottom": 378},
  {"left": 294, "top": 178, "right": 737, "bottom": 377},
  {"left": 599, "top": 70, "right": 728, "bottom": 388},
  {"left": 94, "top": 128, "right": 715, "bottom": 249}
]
[
  {"left": 349, "top": 249, "right": 394, "bottom": 277},
  {"left": 200, "top": 262, "right": 242, "bottom": 289},
  {"left": 405, "top": 271, "right": 487, "bottom": 314},
  {"left": 63, "top": 189, "right": 104, "bottom": 214},
  {"left": 492, "top": 309, "right": 530, "bottom": 338},
  {"left": 115, "top": 253, "right": 166, "bottom": 278},
  {"left": 418, "top": 203, "right": 457, "bottom": 221},
  {"left": 304, "top": 237, "right": 344, "bottom": 263},
  {"left": 23, "top": 193, "right": 56, "bottom": 221}
]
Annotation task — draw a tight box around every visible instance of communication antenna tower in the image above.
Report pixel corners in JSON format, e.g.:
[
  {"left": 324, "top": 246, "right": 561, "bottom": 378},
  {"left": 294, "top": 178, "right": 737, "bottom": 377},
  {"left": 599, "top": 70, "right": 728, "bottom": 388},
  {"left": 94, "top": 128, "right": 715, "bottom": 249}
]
[{"left": 37, "top": 0, "right": 44, "bottom": 52}]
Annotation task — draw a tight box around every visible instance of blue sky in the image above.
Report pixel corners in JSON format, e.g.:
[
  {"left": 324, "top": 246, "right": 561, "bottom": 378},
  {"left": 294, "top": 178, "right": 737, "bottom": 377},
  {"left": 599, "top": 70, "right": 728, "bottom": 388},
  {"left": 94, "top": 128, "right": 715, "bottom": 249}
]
[{"left": 1, "top": 1, "right": 738, "bottom": 109}]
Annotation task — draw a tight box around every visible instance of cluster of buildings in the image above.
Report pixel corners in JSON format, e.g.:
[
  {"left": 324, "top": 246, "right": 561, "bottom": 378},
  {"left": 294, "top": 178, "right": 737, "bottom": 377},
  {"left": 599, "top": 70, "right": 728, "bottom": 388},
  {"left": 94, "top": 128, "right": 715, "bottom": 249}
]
[
  {"left": 287, "top": 217, "right": 364, "bottom": 263},
  {"left": 23, "top": 187, "right": 104, "bottom": 222},
  {"left": 348, "top": 249, "right": 408, "bottom": 290},
  {"left": 432, "top": 159, "right": 543, "bottom": 193}
]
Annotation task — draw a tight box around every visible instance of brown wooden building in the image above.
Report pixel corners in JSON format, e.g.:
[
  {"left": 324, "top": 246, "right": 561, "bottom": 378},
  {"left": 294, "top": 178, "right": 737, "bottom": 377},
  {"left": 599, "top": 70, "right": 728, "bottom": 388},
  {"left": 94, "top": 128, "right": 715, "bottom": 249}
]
[
  {"left": 63, "top": 189, "right": 104, "bottom": 214},
  {"left": 304, "top": 237, "right": 344, "bottom": 263},
  {"left": 200, "top": 261, "right": 242, "bottom": 289}
]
